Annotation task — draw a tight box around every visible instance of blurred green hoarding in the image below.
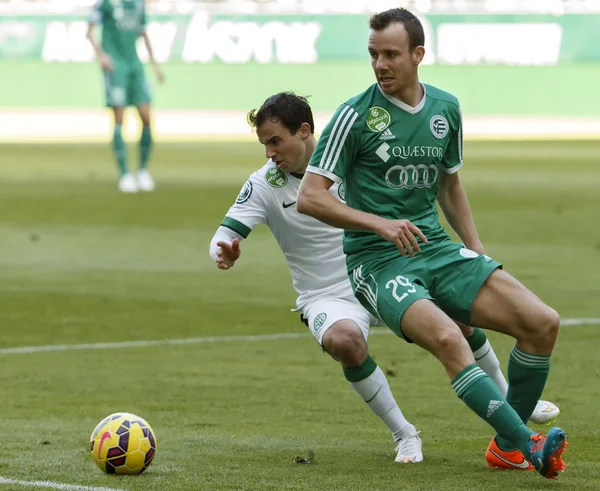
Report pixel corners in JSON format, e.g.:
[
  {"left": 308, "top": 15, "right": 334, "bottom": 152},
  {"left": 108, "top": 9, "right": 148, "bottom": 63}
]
[{"left": 1, "top": 12, "right": 599, "bottom": 65}]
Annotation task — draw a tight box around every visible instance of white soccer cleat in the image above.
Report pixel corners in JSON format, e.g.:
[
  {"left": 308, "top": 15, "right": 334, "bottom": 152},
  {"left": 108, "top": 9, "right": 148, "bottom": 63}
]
[
  {"left": 394, "top": 431, "right": 423, "bottom": 463},
  {"left": 529, "top": 400, "right": 560, "bottom": 425},
  {"left": 118, "top": 173, "right": 138, "bottom": 193},
  {"left": 137, "top": 170, "right": 155, "bottom": 192}
]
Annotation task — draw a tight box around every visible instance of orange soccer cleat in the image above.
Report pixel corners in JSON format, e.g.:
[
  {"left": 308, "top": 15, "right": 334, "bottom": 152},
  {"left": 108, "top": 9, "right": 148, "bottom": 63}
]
[{"left": 486, "top": 437, "right": 534, "bottom": 471}]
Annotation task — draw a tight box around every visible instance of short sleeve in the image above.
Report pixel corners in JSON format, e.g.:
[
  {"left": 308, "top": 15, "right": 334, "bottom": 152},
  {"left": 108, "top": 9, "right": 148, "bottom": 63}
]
[
  {"left": 220, "top": 173, "right": 270, "bottom": 238},
  {"left": 307, "top": 104, "right": 362, "bottom": 183},
  {"left": 89, "top": 0, "right": 106, "bottom": 24},
  {"left": 441, "top": 103, "right": 463, "bottom": 174}
]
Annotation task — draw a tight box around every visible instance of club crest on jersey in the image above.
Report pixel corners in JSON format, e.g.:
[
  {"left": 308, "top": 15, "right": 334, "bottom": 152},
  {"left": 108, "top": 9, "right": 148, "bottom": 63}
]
[
  {"left": 265, "top": 167, "right": 288, "bottom": 188},
  {"left": 236, "top": 181, "right": 252, "bottom": 204},
  {"left": 313, "top": 313, "right": 327, "bottom": 331},
  {"left": 337, "top": 182, "right": 345, "bottom": 201},
  {"left": 366, "top": 107, "right": 391, "bottom": 133},
  {"left": 430, "top": 115, "right": 449, "bottom": 139}
]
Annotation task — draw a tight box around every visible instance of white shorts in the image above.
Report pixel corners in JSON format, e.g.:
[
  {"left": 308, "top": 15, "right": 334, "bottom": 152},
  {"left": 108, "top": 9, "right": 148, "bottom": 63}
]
[{"left": 300, "top": 295, "right": 379, "bottom": 345}]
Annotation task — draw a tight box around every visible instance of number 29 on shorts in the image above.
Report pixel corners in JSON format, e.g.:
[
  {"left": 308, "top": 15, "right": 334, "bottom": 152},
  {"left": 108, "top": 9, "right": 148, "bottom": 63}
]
[{"left": 386, "top": 275, "right": 416, "bottom": 303}]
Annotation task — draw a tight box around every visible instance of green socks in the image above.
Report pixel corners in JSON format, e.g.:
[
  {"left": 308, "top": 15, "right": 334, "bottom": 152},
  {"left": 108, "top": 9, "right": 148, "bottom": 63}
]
[
  {"left": 343, "top": 354, "right": 377, "bottom": 382},
  {"left": 453, "top": 364, "right": 533, "bottom": 456},
  {"left": 113, "top": 124, "right": 153, "bottom": 174},
  {"left": 495, "top": 347, "right": 550, "bottom": 450},
  {"left": 140, "top": 125, "right": 153, "bottom": 170},
  {"left": 112, "top": 124, "right": 127, "bottom": 176},
  {"left": 465, "top": 327, "right": 487, "bottom": 352}
]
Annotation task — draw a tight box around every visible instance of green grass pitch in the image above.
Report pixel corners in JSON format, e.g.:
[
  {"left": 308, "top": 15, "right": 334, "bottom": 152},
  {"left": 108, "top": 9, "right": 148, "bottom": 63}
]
[{"left": 0, "top": 140, "right": 599, "bottom": 490}]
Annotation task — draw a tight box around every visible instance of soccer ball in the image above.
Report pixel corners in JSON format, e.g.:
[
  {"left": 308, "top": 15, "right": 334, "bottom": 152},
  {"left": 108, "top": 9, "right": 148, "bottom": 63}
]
[{"left": 89, "top": 412, "right": 157, "bottom": 475}]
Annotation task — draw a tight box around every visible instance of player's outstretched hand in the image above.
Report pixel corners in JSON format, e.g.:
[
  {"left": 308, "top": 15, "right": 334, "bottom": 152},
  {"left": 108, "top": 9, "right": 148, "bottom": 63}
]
[
  {"left": 99, "top": 52, "right": 113, "bottom": 72},
  {"left": 216, "top": 239, "right": 241, "bottom": 270},
  {"left": 375, "top": 219, "right": 428, "bottom": 257}
]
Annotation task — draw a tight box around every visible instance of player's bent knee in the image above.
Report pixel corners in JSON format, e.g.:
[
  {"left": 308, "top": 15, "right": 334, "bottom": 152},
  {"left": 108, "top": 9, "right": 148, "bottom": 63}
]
[
  {"left": 434, "top": 328, "right": 465, "bottom": 354},
  {"left": 538, "top": 306, "right": 560, "bottom": 340},
  {"left": 426, "top": 327, "right": 474, "bottom": 376},
  {"left": 520, "top": 305, "right": 560, "bottom": 351},
  {"left": 322, "top": 321, "right": 367, "bottom": 364},
  {"left": 416, "top": 322, "right": 467, "bottom": 360}
]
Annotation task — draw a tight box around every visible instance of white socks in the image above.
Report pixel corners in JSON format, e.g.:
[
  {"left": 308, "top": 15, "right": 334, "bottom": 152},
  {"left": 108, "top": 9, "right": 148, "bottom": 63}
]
[
  {"left": 474, "top": 340, "right": 509, "bottom": 396},
  {"left": 349, "top": 366, "right": 413, "bottom": 442}
]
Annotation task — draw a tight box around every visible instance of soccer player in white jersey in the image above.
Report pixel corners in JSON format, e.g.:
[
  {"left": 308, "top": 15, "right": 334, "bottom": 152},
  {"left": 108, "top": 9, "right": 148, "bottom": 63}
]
[
  {"left": 210, "top": 92, "right": 557, "bottom": 465},
  {"left": 297, "top": 8, "right": 566, "bottom": 479}
]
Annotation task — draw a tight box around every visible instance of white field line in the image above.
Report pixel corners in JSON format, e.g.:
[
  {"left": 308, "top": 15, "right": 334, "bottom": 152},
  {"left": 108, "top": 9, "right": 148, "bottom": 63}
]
[
  {"left": 2, "top": 110, "right": 600, "bottom": 142},
  {"left": 559, "top": 318, "right": 600, "bottom": 327},
  {"left": 0, "top": 318, "right": 598, "bottom": 356},
  {"left": 0, "top": 476, "right": 126, "bottom": 491}
]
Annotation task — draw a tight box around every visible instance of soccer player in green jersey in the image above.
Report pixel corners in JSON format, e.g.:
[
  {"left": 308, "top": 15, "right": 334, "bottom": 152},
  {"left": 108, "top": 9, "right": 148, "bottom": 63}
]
[
  {"left": 87, "top": 0, "right": 164, "bottom": 193},
  {"left": 297, "top": 8, "right": 567, "bottom": 479}
]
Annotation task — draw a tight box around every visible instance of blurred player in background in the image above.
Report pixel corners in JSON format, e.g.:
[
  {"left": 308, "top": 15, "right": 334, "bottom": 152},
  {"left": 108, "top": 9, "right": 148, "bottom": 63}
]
[
  {"left": 86, "top": 0, "right": 164, "bottom": 193},
  {"left": 209, "top": 92, "right": 557, "bottom": 464}
]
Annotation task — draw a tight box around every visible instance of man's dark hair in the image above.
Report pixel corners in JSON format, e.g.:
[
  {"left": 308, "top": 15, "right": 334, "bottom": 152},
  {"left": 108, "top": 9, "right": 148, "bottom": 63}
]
[
  {"left": 247, "top": 92, "right": 314, "bottom": 134},
  {"left": 369, "top": 8, "right": 425, "bottom": 51}
]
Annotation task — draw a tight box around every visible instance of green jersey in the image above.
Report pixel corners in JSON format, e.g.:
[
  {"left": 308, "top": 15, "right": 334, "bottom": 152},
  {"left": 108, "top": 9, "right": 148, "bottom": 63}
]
[
  {"left": 307, "top": 83, "right": 463, "bottom": 272},
  {"left": 90, "top": 0, "right": 146, "bottom": 65}
]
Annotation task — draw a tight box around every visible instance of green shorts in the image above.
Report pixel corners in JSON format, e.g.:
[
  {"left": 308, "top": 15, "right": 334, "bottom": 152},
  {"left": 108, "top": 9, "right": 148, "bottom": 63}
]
[
  {"left": 349, "top": 240, "right": 501, "bottom": 341},
  {"left": 103, "top": 63, "right": 151, "bottom": 108}
]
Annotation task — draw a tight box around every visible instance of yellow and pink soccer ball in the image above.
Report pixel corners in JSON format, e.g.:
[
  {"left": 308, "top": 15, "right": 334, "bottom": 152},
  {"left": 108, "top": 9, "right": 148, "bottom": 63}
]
[{"left": 89, "top": 412, "right": 157, "bottom": 475}]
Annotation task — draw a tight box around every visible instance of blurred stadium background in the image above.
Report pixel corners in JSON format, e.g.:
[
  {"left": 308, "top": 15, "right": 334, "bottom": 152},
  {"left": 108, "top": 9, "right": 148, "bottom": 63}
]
[
  {"left": 2, "top": 0, "right": 600, "bottom": 141},
  {"left": 1, "top": 1, "right": 599, "bottom": 490}
]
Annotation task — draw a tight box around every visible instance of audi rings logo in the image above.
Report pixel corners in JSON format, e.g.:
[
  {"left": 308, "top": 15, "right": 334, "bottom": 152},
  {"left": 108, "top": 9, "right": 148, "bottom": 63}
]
[
  {"left": 430, "top": 115, "right": 449, "bottom": 139},
  {"left": 385, "top": 164, "right": 439, "bottom": 189}
]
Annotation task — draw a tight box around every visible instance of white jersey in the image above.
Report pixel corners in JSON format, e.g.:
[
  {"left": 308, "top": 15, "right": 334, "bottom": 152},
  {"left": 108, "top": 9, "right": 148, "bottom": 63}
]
[{"left": 220, "top": 160, "right": 353, "bottom": 308}]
